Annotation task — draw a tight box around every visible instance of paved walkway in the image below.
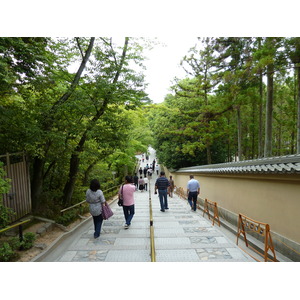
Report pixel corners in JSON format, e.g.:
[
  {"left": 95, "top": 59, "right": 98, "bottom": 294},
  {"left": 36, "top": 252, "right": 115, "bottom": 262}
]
[{"left": 52, "top": 157, "right": 253, "bottom": 262}]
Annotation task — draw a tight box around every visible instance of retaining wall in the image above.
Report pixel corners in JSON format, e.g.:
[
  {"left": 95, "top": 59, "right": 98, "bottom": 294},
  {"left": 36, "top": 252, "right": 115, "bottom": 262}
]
[{"left": 164, "top": 168, "right": 300, "bottom": 261}]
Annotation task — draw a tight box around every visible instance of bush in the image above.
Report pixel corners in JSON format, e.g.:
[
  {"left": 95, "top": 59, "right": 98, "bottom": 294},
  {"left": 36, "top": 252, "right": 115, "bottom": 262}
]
[
  {"left": 20, "top": 232, "right": 36, "bottom": 250},
  {"left": 0, "top": 242, "right": 19, "bottom": 262},
  {"left": 7, "top": 232, "right": 36, "bottom": 251},
  {"left": 0, "top": 202, "right": 15, "bottom": 229},
  {"left": 55, "top": 210, "right": 78, "bottom": 227},
  {"left": 0, "top": 163, "right": 14, "bottom": 229}
]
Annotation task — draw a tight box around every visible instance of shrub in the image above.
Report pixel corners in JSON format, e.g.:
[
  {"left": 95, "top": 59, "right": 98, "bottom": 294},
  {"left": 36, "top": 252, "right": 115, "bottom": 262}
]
[
  {"left": 0, "top": 242, "right": 19, "bottom": 262},
  {"left": 55, "top": 209, "right": 78, "bottom": 226},
  {"left": 0, "top": 163, "right": 14, "bottom": 229},
  {"left": 7, "top": 232, "right": 36, "bottom": 251},
  {"left": 20, "top": 232, "right": 36, "bottom": 250}
]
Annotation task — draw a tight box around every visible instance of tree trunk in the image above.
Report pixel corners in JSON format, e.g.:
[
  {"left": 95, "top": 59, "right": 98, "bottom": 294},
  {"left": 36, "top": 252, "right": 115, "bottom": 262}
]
[
  {"left": 206, "top": 144, "right": 212, "bottom": 164},
  {"left": 83, "top": 161, "right": 97, "bottom": 186},
  {"left": 30, "top": 38, "right": 95, "bottom": 209},
  {"left": 31, "top": 157, "right": 45, "bottom": 211},
  {"left": 258, "top": 69, "right": 264, "bottom": 157},
  {"left": 264, "top": 63, "right": 274, "bottom": 157},
  {"left": 237, "top": 106, "right": 243, "bottom": 160},
  {"left": 297, "top": 65, "right": 300, "bottom": 154},
  {"left": 61, "top": 38, "right": 129, "bottom": 206},
  {"left": 62, "top": 132, "right": 87, "bottom": 206},
  {"left": 50, "top": 38, "right": 95, "bottom": 113}
]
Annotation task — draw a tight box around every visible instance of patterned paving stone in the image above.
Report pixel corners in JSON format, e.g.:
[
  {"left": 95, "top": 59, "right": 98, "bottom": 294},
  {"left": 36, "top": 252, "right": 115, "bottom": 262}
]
[
  {"left": 190, "top": 236, "right": 217, "bottom": 244},
  {"left": 196, "top": 248, "right": 233, "bottom": 261},
  {"left": 89, "top": 238, "right": 116, "bottom": 246},
  {"left": 174, "top": 215, "right": 194, "bottom": 219},
  {"left": 102, "top": 228, "right": 121, "bottom": 234},
  {"left": 178, "top": 220, "right": 200, "bottom": 225},
  {"left": 183, "top": 227, "right": 213, "bottom": 233},
  {"left": 72, "top": 250, "right": 108, "bottom": 262}
]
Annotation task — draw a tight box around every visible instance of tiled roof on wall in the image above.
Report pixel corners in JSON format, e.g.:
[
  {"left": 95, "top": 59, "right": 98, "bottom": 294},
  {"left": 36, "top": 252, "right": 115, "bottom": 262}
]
[{"left": 176, "top": 154, "right": 300, "bottom": 174}]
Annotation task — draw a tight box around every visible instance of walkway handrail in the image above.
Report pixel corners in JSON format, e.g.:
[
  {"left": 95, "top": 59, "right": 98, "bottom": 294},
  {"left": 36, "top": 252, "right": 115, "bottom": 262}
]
[
  {"left": 60, "top": 184, "right": 121, "bottom": 214},
  {"left": 0, "top": 218, "right": 31, "bottom": 241},
  {"left": 148, "top": 180, "right": 156, "bottom": 262}
]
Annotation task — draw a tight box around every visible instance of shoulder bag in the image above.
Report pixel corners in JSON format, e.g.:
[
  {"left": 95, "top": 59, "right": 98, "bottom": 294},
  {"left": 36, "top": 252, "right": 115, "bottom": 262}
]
[
  {"left": 102, "top": 203, "right": 114, "bottom": 220},
  {"left": 118, "top": 184, "right": 124, "bottom": 206}
]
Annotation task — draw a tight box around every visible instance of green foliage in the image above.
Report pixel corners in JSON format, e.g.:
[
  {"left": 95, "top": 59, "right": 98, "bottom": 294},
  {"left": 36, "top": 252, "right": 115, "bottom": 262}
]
[
  {"left": 19, "top": 232, "right": 36, "bottom": 250},
  {"left": 0, "top": 162, "right": 10, "bottom": 194},
  {"left": 0, "top": 164, "right": 14, "bottom": 228},
  {"left": 0, "top": 242, "right": 19, "bottom": 262},
  {"left": 150, "top": 37, "right": 299, "bottom": 168},
  {"left": 7, "top": 232, "right": 36, "bottom": 251},
  {"left": 0, "top": 232, "right": 36, "bottom": 261},
  {"left": 1, "top": 37, "right": 154, "bottom": 213},
  {"left": 0, "top": 203, "right": 15, "bottom": 229},
  {"left": 55, "top": 210, "right": 79, "bottom": 226}
]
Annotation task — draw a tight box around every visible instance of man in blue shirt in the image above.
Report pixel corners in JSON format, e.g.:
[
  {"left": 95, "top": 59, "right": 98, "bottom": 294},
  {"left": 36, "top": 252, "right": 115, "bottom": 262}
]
[
  {"left": 187, "top": 175, "right": 200, "bottom": 211},
  {"left": 155, "top": 171, "right": 170, "bottom": 212}
]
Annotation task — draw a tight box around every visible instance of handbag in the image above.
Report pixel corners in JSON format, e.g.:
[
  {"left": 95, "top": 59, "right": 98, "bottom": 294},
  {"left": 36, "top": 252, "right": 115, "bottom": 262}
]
[
  {"left": 101, "top": 203, "right": 114, "bottom": 220},
  {"left": 118, "top": 184, "right": 124, "bottom": 206}
]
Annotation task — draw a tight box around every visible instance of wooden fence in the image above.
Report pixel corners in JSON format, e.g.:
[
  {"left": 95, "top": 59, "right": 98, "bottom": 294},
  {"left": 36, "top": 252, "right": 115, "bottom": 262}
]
[{"left": 1, "top": 152, "right": 31, "bottom": 223}]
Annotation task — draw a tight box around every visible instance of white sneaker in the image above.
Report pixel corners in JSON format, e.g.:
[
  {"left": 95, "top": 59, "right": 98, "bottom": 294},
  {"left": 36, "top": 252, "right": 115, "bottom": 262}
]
[{"left": 124, "top": 224, "right": 129, "bottom": 229}]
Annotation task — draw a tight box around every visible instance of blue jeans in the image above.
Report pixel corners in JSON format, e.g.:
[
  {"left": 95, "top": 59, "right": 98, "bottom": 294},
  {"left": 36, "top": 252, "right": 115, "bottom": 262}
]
[
  {"left": 93, "top": 214, "right": 104, "bottom": 237},
  {"left": 158, "top": 189, "right": 168, "bottom": 210},
  {"left": 123, "top": 204, "right": 135, "bottom": 225},
  {"left": 188, "top": 192, "right": 198, "bottom": 211}
]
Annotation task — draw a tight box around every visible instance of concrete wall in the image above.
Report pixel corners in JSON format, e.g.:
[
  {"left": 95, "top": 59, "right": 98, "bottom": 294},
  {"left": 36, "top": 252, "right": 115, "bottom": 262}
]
[{"left": 164, "top": 168, "right": 300, "bottom": 261}]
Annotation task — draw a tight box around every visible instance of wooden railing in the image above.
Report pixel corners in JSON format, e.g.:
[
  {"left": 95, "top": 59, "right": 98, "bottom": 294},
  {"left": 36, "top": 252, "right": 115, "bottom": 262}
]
[
  {"left": 0, "top": 219, "right": 31, "bottom": 242},
  {"left": 60, "top": 184, "right": 121, "bottom": 215}
]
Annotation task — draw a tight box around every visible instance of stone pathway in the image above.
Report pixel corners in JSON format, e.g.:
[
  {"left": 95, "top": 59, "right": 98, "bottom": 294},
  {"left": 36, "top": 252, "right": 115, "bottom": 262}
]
[{"left": 56, "top": 176, "right": 253, "bottom": 262}]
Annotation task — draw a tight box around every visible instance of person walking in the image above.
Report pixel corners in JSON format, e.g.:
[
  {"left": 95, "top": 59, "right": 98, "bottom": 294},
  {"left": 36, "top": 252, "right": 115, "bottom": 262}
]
[
  {"left": 155, "top": 164, "right": 159, "bottom": 175},
  {"left": 187, "top": 175, "right": 200, "bottom": 211},
  {"left": 86, "top": 179, "right": 108, "bottom": 238},
  {"left": 118, "top": 175, "right": 136, "bottom": 229},
  {"left": 138, "top": 176, "right": 145, "bottom": 192},
  {"left": 143, "top": 176, "right": 148, "bottom": 191},
  {"left": 152, "top": 159, "right": 156, "bottom": 171},
  {"left": 169, "top": 175, "right": 175, "bottom": 197},
  {"left": 155, "top": 171, "right": 170, "bottom": 212},
  {"left": 133, "top": 173, "right": 139, "bottom": 190},
  {"left": 143, "top": 166, "right": 147, "bottom": 177}
]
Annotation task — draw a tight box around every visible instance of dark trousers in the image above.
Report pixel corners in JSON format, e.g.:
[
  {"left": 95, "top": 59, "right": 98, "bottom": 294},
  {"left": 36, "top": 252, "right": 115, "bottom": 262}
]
[
  {"left": 158, "top": 189, "right": 168, "bottom": 210},
  {"left": 93, "top": 214, "right": 104, "bottom": 237},
  {"left": 123, "top": 204, "right": 135, "bottom": 225},
  {"left": 188, "top": 192, "right": 198, "bottom": 211}
]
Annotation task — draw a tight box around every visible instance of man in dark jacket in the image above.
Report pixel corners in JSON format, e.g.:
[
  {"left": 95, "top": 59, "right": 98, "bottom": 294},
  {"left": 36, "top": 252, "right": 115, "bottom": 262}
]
[{"left": 154, "top": 171, "right": 170, "bottom": 212}]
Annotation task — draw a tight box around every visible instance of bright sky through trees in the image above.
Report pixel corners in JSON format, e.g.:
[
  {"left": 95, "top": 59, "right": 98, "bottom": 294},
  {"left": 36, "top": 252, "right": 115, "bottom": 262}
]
[{"left": 142, "top": 37, "right": 198, "bottom": 103}]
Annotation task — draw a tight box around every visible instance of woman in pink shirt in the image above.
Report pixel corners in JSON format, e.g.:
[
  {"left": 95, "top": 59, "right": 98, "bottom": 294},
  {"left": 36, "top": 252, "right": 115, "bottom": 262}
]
[{"left": 118, "top": 175, "right": 136, "bottom": 229}]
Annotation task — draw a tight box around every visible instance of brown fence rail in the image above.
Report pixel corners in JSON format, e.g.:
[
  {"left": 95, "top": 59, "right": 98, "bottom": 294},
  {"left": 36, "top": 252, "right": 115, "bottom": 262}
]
[{"left": 1, "top": 152, "right": 31, "bottom": 223}]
